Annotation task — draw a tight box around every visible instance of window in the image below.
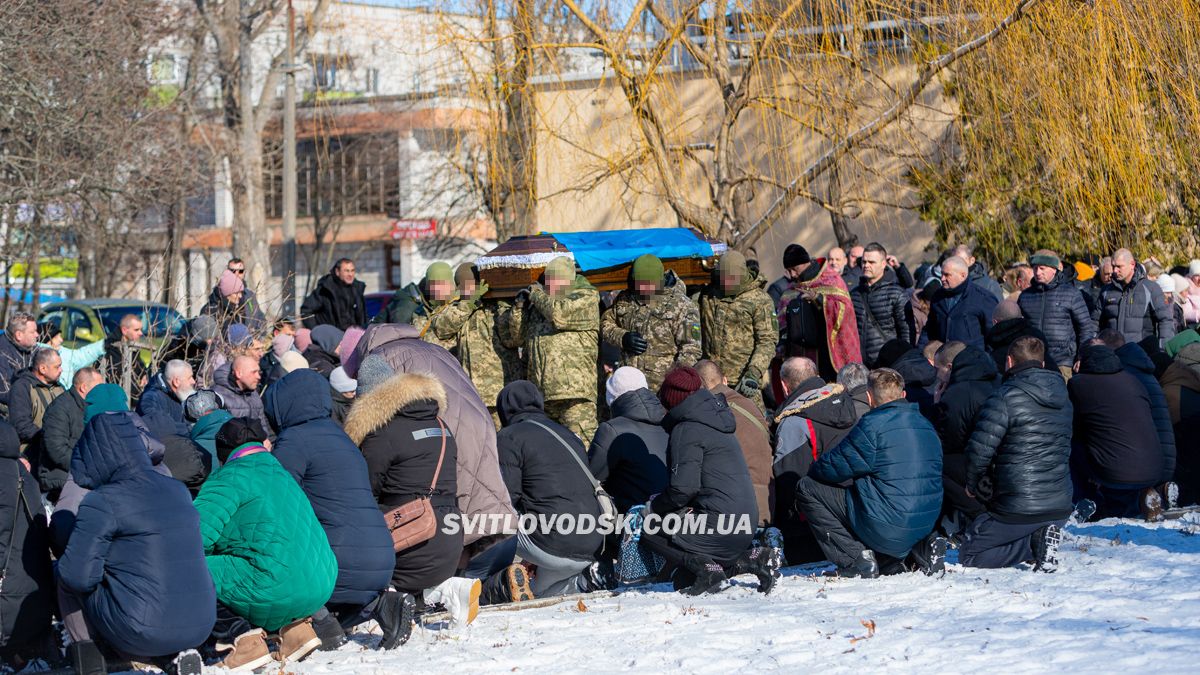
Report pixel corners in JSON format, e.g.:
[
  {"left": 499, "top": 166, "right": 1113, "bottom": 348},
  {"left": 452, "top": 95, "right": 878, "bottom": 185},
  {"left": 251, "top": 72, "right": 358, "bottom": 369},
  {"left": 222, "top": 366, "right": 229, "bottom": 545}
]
[
  {"left": 38, "top": 310, "right": 63, "bottom": 335},
  {"left": 365, "top": 67, "right": 381, "bottom": 95},
  {"left": 310, "top": 53, "right": 354, "bottom": 91},
  {"left": 65, "top": 308, "right": 94, "bottom": 342},
  {"left": 148, "top": 55, "right": 178, "bottom": 84},
  {"left": 96, "top": 305, "right": 185, "bottom": 339}
]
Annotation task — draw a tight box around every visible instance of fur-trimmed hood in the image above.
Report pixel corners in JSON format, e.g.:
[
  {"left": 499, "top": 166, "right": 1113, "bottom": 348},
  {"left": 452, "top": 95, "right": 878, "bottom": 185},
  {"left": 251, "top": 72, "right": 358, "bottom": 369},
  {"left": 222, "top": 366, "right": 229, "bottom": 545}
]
[
  {"left": 774, "top": 382, "right": 845, "bottom": 423},
  {"left": 344, "top": 372, "right": 447, "bottom": 445}
]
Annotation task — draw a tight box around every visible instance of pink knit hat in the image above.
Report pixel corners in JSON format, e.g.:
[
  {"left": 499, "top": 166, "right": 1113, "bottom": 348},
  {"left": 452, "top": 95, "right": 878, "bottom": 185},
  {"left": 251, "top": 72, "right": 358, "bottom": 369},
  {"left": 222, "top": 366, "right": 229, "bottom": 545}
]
[
  {"left": 217, "top": 269, "right": 244, "bottom": 298},
  {"left": 338, "top": 326, "right": 365, "bottom": 359},
  {"left": 294, "top": 328, "right": 312, "bottom": 352},
  {"left": 271, "top": 334, "right": 294, "bottom": 358}
]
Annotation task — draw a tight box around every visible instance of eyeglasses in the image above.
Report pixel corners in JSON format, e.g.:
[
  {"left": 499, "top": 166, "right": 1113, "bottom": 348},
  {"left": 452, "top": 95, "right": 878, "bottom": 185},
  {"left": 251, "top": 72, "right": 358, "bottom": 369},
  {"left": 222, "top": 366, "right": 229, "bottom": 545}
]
[{"left": 230, "top": 268, "right": 245, "bottom": 274}]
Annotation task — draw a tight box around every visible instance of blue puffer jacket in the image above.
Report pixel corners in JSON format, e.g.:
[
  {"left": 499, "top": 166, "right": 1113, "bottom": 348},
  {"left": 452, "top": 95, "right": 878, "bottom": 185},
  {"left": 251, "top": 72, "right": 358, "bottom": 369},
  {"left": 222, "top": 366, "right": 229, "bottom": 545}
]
[
  {"left": 264, "top": 369, "right": 394, "bottom": 606},
  {"left": 57, "top": 413, "right": 215, "bottom": 657},
  {"left": 1115, "top": 342, "right": 1177, "bottom": 481},
  {"left": 921, "top": 279, "right": 998, "bottom": 351},
  {"left": 809, "top": 399, "right": 942, "bottom": 558}
]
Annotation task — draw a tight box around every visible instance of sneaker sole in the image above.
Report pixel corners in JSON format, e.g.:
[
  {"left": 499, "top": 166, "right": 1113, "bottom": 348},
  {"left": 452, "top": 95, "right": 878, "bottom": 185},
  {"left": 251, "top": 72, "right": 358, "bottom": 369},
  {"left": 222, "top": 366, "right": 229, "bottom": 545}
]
[
  {"left": 174, "top": 650, "right": 203, "bottom": 675},
  {"left": 1034, "top": 525, "right": 1063, "bottom": 573},
  {"left": 225, "top": 652, "right": 276, "bottom": 673},
  {"left": 282, "top": 635, "right": 322, "bottom": 663},
  {"left": 466, "top": 579, "right": 482, "bottom": 625},
  {"left": 508, "top": 566, "right": 535, "bottom": 602}
]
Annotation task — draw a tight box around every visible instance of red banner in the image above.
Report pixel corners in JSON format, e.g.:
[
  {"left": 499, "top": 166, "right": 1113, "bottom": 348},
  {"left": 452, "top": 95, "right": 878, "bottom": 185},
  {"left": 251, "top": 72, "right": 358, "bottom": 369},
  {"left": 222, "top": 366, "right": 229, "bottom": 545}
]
[{"left": 389, "top": 219, "right": 437, "bottom": 240}]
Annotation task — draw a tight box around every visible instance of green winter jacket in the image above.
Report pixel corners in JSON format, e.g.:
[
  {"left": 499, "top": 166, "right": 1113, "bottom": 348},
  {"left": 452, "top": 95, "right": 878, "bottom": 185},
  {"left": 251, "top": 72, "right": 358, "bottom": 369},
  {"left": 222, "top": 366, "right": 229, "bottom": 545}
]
[
  {"left": 192, "top": 448, "right": 337, "bottom": 631},
  {"left": 513, "top": 277, "right": 600, "bottom": 402}
]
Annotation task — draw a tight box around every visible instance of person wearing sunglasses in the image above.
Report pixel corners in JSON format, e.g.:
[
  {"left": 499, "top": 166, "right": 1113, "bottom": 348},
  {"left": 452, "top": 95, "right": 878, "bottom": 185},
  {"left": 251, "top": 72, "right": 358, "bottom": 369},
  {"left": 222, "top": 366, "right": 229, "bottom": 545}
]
[{"left": 200, "top": 258, "right": 266, "bottom": 333}]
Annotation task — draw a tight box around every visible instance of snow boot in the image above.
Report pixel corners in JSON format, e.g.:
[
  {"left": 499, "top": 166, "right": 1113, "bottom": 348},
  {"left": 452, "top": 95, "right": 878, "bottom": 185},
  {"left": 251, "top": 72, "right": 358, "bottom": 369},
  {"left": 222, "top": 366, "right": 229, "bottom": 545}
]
[
  {"left": 67, "top": 640, "right": 106, "bottom": 675},
  {"left": 166, "top": 649, "right": 203, "bottom": 675},
  {"left": 578, "top": 559, "right": 618, "bottom": 593},
  {"left": 908, "top": 533, "right": 948, "bottom": 576},
  {"left": 729, "top": 545, "right": 783, "bottom": 594},
  {"left": 835, "top": 549, "right": 880, "bottom": 579},
  {"left": 1141, "top": 487, "right": 1165, "bottom": 521},
  {"left": 1162, "top": 481, "right": 1180, "bottom": 510},
  {"left": 676, "top": 555, "right": 728, "bottom": 596},
  {"left": 373, "top": 591, "right": 418, "bottom": 650},
  {"left": 424, "top": 577, "right": 482, "bottom": 628},
  {"left": 311, "top": 610, "right": 347, "bottom": 651},
  {"left": 218, "top": 629, "right": 274, "bottom": 672},
  {"left": 277, "top": 617, "right": 321, "bottom": 663},
  {"left": 1032, "top": 524, "right": 1063, "bottom": 573},
  {"left": 1069, "top": 499, "right": 1097, "bottom": 525}
]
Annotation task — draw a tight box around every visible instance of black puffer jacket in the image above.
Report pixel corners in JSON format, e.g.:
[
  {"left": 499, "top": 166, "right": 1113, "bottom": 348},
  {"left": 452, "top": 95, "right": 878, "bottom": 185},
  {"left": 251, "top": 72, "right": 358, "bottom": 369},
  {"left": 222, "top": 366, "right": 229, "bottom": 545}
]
[
  {"left": 933, "top": 346, "right": 998, "bottom": 455},
  {"left": 1018, "top": 273, "right": 1097, "bottom": 367},
  {"left": 497, "top": 381, "right": 603, "bottom": 561},
  {"left": 651, "top": 389, "right": 757, "bottom": 561},
  {"left": 1069, "top": 345, "right": 1164, "bottom": 488},
  {"left": 0, "top": 334, "right": 33, "bottom": 416},
  {"left": 300, "top": 267, "right": 366, "bottom": 330},
  {"left": 139, "top": 412, "right": 212, "bottom": 495},
  {"left": 587, "top": 388, "right": 669, "bottom": 513},
  {"left": 38, "top": 389, "right": 86, "bottom": 498},
  {"left": 345, "top": 372, "right": 463, "bottom": 593},
  {"left": 890, "top": 347, "right": 937, "bottom": 419},
  {"left": 0, "top": 420, "right": 54, "bottom": 654},
  {"left": 1099, "top": 268, "right": 1176, "bottom": 346},
  {"left": 965, "top": 362, "right": 1074, "bottom": 523},
  {"left": 851, "top": 269, "right": 911, "bottom": 366},
  {"left": 1115, "top": 342, "right": 1176, "bottom": 481},
  {"left": 985, "top": 317, "right": 1059, "bottom": 373}
]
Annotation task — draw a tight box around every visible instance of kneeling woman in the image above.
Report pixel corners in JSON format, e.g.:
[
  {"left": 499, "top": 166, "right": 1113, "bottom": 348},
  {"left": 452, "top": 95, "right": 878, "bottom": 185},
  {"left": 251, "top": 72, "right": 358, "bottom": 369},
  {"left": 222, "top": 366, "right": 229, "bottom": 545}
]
[{"left": 346, "top": 371, "right": 479, "bottom": 626}]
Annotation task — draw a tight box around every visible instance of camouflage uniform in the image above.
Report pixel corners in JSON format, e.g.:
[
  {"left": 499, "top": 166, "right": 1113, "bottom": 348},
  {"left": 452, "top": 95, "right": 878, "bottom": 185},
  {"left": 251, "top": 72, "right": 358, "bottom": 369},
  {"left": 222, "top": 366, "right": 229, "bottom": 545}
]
[
  {"left": 430, "top": 298, "right": 525, "bottom": 415},
  {"left": 600, "top": 278, "right": 701, "bottom": 391},
  {"left": 511, "top": 277, "right": 600, "bottom": 443},
  {"left": 697, "top": 272, "right": 778, "bottom": 411},
  {"left": 413, "top": 299, "right": 459, "bottom": 353}
]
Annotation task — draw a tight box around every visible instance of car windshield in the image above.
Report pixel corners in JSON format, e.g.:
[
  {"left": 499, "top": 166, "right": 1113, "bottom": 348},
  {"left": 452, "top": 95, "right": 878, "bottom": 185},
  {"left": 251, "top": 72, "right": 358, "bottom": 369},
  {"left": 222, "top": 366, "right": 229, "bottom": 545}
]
[{"left": 96, "top": 305, "right": 185, "bottom": 339}]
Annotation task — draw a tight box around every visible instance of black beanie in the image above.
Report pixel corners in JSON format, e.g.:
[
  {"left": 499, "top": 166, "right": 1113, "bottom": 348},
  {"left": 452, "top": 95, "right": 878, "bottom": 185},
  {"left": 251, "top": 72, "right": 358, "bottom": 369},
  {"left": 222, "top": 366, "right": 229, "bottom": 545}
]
[
  {"left": 215, "top": 417, "right": 268, "bottom": 464},
  {"left": 783, "top": 244, "right": 811, "bottom": 268},
  {"left": 874, "top": 339, "right": 913, "bottom": 369}
]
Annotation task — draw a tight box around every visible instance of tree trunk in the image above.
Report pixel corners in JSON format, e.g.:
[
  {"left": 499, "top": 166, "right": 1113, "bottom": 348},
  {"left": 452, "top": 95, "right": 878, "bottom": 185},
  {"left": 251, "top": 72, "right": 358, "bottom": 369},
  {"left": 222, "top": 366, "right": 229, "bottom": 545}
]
[
  {"left": 506, "top": 0, "right": 538, "bottom": 237},
  {"left": 231, "top": 13, "right": 272, "bottom": 311},
  {"left": 826, "top": 162, "right": 858, "bottom": 248}
]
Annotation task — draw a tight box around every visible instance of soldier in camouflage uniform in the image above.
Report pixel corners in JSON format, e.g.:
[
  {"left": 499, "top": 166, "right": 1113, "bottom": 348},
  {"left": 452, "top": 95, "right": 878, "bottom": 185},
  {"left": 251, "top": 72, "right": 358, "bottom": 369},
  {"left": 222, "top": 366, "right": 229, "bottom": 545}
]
[
  {"left": 697, "top": 250, "right": 778, "bottom": 412},
  {"left": 600, "top": 254, "right": 702, "bottom": 391},
  {"left": 510, "top": 255, "right": 600, "bottom": 443},
  {"left": 430, "top": 263, "right": 525, "bottom": 427},
  {"left": 412, "top": 261, "right": 459, "bottom": 353}
]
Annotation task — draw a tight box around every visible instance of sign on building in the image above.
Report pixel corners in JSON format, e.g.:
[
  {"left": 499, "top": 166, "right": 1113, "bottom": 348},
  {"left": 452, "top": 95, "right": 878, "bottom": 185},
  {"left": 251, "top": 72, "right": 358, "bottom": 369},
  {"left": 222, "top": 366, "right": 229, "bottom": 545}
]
[{"left": 389, "top": 219, "right": 436, "bottom": 240}]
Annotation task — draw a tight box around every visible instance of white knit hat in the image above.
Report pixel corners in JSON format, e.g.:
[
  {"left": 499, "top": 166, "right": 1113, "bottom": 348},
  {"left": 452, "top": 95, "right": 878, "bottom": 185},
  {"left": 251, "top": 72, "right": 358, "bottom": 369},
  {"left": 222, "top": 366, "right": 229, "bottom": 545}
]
[
  {"left": 1157, "top": 274, "right": 1175, "bottom": 295},
  {"left": 606, "top": 366, "right": 649, "bottom": 406},
  {"left": 1189, "top": 259, "right": 1200, "bottom": 277},
  {"left": 329, "top": 366, "right": 357, "bottom": 394}
]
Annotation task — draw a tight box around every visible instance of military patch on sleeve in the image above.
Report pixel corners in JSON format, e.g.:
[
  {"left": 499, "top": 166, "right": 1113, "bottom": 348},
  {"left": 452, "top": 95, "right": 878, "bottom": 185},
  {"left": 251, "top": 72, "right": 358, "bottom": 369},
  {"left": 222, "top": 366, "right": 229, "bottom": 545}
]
[{"left": 691, "top": 322, "right": 702, "bottom": 341}]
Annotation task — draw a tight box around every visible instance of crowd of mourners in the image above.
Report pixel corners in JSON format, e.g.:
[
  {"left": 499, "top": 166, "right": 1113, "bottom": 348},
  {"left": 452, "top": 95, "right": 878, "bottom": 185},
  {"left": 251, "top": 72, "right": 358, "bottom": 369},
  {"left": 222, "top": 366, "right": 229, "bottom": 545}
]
[{"left": 1, "top": 243, "right": 1198, "bottom": 674}]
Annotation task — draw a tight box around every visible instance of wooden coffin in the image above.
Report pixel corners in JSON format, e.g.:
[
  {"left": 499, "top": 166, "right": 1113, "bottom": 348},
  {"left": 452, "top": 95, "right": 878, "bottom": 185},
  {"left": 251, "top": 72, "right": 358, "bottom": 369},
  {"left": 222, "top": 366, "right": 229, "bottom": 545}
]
[{"left": 477, "top": 229, "right": 722, "bottom": 298}]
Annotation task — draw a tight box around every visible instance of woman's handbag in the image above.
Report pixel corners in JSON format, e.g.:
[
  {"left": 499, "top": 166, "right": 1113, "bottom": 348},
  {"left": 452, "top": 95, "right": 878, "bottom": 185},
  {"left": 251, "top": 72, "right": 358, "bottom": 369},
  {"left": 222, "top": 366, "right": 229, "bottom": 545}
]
[{"left": 383, "top": 417, "right": 448, "bottom": 552}]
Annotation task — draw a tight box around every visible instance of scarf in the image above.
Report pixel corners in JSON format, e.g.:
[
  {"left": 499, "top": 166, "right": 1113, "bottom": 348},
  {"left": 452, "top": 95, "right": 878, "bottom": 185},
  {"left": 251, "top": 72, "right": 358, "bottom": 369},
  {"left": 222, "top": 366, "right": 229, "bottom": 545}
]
[{"left": 789, "top": 260, "right": 862, "bottom": 371}]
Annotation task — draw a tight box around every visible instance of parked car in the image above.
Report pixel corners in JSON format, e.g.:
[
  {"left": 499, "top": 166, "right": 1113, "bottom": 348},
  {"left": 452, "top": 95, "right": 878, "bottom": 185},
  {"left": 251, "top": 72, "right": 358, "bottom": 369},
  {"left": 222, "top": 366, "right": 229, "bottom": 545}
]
[{"left": 38, "top": 299, "right": 185, "bottom": 351}]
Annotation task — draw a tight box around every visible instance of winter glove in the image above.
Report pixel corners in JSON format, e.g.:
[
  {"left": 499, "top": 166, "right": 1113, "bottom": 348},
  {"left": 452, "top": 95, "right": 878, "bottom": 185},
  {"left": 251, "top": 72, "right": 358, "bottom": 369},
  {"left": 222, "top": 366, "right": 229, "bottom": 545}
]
[
  {"left": 514, "top": 288, "right": 531, "bottom": 304},
  {"left": 735, "top": 377, "right": 760, "bottom": 398},
  {"left": 623, "top": 331, "right": 649, "bottom": 355}
]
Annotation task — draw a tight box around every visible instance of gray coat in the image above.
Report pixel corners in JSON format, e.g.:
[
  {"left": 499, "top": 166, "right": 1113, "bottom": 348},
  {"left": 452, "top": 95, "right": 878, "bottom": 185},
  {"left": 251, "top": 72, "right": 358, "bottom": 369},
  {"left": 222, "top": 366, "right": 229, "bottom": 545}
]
[
  {"left": 1099, "top": 269, "right": 1176, "bottom": 347},
  {"left": 211, "top": 363, "right": 270, "bottom": 435}
]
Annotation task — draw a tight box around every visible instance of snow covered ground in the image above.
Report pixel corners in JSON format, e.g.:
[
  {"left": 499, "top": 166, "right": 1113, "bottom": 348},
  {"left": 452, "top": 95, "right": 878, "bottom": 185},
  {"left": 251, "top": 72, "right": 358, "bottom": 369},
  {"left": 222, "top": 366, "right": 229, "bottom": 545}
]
[{"left": 286, "top": 517, "right": 1200, "bottom": 674}]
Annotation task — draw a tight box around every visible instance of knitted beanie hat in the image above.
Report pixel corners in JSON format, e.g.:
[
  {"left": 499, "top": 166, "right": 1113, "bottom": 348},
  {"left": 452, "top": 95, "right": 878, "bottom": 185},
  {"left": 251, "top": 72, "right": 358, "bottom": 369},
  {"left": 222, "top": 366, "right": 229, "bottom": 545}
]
[{"left": 658, "top": 366, "right": 703, "bottom": 410}]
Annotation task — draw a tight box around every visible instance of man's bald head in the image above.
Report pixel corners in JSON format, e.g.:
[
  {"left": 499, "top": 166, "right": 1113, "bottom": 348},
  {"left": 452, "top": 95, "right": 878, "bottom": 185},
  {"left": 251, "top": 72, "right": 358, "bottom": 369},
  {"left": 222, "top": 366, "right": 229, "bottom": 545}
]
[
  {"left": 780, "top": 357, "right": 819, "bottom": 394},
  {"left": 694, "top": 359, "right": 725, "bottom": 390},
  {"left": 993, "top": 299, "right": 1022, "bottom": 323},
  {"left": 942, "top": 255, "right": 970, "bottom": 289},
  {"left": 231, "top": 355, "right": 261, "bottom": 392}
]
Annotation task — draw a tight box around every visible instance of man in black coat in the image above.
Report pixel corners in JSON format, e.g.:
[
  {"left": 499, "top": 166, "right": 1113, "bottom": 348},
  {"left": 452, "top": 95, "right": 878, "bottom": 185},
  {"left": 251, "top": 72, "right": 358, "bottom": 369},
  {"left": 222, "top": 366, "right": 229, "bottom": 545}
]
[
  {"left": 1018, "top": 250, "right": 1097, "bottom": 378},
  {"left": 932, "top": 344, "right": 998, "bottom": 533},
  {"left": 851, "top": 242, "right": 912, "bottom": 366},
  {"left": 0, "top": 312, "right": 38, "bottom": 417},
  {"left": 642, "top": 367, "right": 770, "bottom": 595},
  {"left": 301, "top": 258, "right": 367, "bottom": 330},
  {"left": 962, "top": 336, "right": 1073, "bottom": 571},
  {"left": 876, "top": 339, "right": 937, "bottom": 419},
  {"left": 921, "top": 256, "right": 998, "bottom": 351},
  {"left": 954, "top": 244, "right": 1005, "bottom": 302},
  {"left": 1069, "top": 344, "right": 1168, "bottom": 519},
  {"left": 37, "top": 368, "right": 102, "bottom": 502},
  {"left": 493, "top": 380, "right": 605, "bottom": 599},
  {"left": 0, "top": 420, "right": 55, "bottom": 666},
  {"left": 588, "top": 369, "right": 669, "bottom": 514},
  {"left": 9, "top": 349, "right": 65, "bottom": 459},
  {"left": 1099, "top": 331, "right": 1177, "bottom": 493},
  {"left": 136, "top": 359, "right": 195, "bottom": 436},
  {"left": 986, "top": 300, "right": 1058, "bottom": 373},
  {"left": 101, "top": 314, "right": 150, "bottom": 406},
  {"left": 1099, "top": 249, "right": 1175, "bottom": 346}
]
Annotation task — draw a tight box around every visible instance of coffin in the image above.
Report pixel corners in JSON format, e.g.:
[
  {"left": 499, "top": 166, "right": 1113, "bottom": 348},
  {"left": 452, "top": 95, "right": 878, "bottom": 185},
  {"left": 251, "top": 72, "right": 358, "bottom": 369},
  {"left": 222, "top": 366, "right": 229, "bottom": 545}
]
[{"left": 476, "top": 228, "right": 727, "bottom": 298}]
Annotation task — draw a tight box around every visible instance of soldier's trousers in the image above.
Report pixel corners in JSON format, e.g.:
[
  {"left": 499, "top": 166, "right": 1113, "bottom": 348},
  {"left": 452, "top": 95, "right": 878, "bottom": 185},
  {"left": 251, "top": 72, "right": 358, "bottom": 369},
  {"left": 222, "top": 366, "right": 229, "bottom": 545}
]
[{"left": 544, "top": 398, "right": 598, "bottom": 445}]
